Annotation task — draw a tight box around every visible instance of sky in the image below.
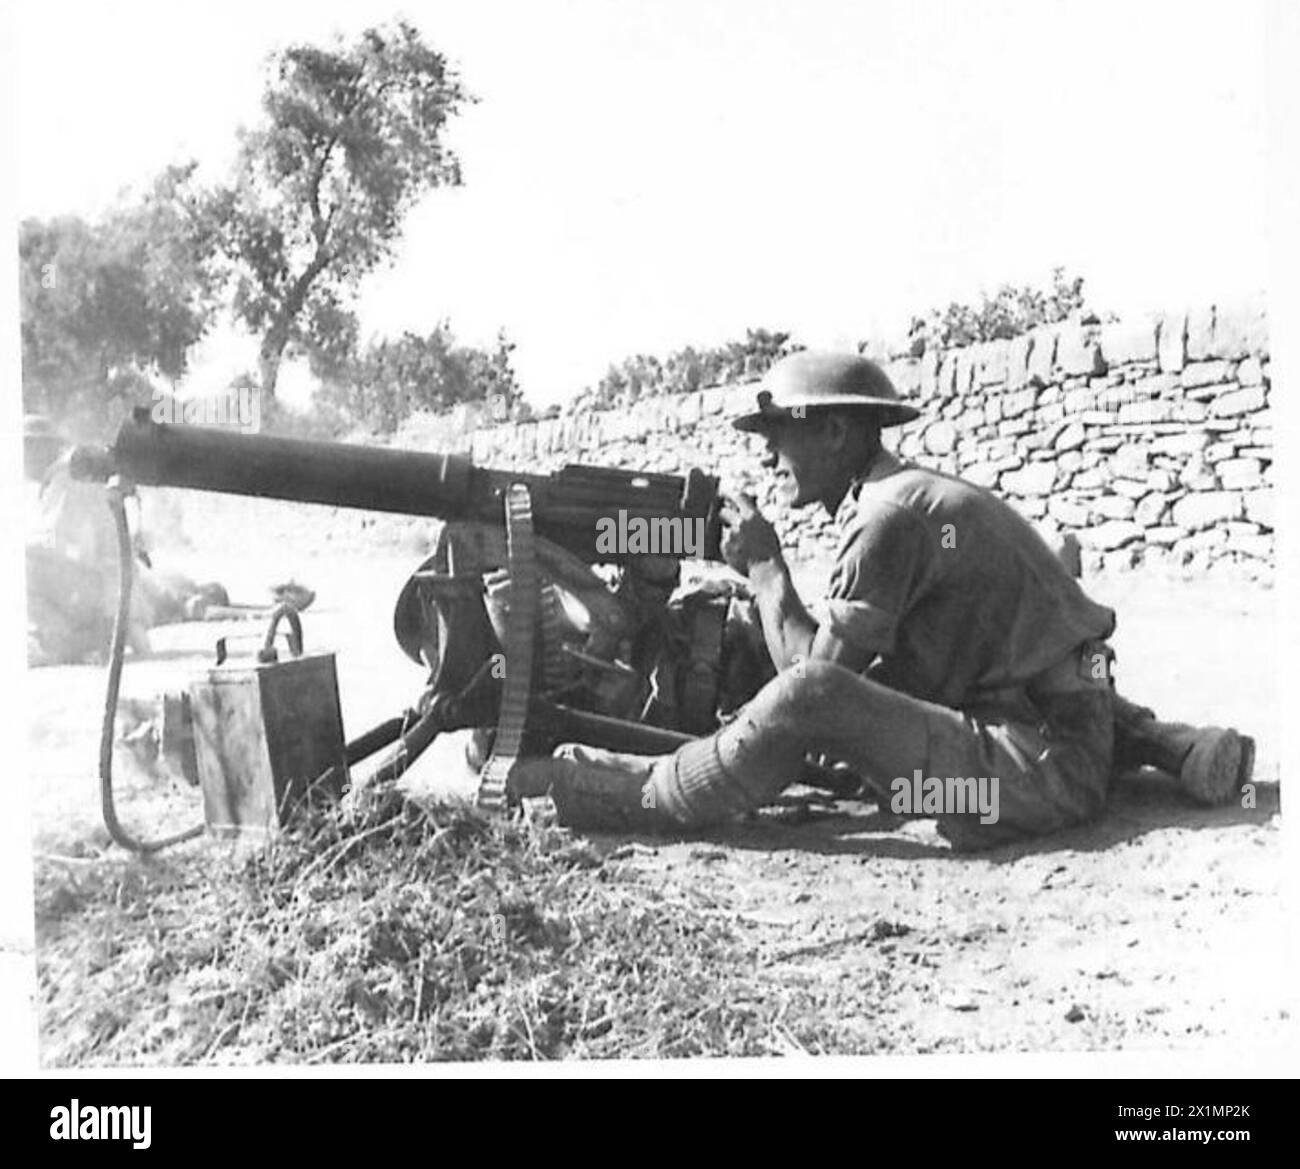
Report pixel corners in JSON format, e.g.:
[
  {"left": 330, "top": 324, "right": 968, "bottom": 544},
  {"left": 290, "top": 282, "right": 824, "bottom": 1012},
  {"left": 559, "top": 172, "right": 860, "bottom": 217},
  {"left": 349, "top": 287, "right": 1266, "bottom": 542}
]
[{"left": 7, "top": 0, "right": 1285, "bottom": 408}]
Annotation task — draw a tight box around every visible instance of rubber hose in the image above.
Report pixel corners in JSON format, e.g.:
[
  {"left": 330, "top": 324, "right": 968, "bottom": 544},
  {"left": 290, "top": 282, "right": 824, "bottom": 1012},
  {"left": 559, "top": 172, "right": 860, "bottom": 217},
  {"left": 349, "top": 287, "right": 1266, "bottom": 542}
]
[{"left": 99, "top": 487, "right": 204, "bottom": 852}]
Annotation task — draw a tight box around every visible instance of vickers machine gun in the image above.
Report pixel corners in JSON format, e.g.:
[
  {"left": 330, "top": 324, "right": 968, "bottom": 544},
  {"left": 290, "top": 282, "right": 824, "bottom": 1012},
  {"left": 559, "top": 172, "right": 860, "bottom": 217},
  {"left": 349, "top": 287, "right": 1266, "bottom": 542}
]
[{"left": 71, "top": 410, "right": 787, "bottom": 849}]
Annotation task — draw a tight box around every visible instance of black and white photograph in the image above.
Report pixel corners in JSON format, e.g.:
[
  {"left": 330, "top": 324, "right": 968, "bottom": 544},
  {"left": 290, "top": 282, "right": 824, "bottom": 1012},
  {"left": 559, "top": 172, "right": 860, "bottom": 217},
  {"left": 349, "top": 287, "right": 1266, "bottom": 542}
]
[{"left": 1, "top": 0, "right": 1296, "bottom": 1094}]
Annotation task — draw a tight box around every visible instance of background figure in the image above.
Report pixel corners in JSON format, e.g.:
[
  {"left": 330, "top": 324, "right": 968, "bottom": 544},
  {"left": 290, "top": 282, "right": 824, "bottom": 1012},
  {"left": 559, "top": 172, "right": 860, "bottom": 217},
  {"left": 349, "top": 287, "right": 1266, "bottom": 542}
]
[{"left": 23, "top": 414, "right": 223, "bottom": 665}]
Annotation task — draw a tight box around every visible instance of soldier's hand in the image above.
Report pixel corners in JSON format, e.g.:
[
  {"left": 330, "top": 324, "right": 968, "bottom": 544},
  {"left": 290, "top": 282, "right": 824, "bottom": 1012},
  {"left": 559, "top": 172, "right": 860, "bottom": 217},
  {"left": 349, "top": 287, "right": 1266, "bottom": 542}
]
[{"left": 719, "top": 493, "right": 783, "bottom": 576}]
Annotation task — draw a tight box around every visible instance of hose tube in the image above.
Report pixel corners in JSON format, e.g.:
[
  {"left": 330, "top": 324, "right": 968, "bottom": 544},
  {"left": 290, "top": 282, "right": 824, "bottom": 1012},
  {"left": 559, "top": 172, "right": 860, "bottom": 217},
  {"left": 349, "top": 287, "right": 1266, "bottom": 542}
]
[{"left": 98, "top": 485, "right": 204, "bottom": 852}]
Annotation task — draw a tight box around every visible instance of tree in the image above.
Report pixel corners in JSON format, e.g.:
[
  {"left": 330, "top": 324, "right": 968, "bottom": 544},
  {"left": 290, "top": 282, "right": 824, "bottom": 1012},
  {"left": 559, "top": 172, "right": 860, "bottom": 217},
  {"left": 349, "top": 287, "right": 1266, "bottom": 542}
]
[
  {"left": 906, "top": 267, "right": 1092, "bottom": 355},
  {"left": 20, "top": 163, "right": 220, "bottom": 430},
  {"left": 318, "top": 324, "right": 523, "bottom": 434},
  {"left": 204, "top": 20, "right": 471, "bottom": 398}
]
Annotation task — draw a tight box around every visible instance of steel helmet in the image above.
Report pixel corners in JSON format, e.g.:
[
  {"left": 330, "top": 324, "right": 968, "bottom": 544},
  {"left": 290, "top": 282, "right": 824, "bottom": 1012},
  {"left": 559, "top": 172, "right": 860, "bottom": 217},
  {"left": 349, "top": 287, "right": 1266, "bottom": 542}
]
[{"left": 730, "top": 351, "right": 920, "bottom": 431}]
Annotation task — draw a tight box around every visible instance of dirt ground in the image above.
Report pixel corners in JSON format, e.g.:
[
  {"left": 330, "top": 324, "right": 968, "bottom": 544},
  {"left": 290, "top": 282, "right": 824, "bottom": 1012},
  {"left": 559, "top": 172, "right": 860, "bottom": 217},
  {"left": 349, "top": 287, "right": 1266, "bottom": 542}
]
[{"left": 18, "top": 494, "right": 1296, "bottom": 1062}]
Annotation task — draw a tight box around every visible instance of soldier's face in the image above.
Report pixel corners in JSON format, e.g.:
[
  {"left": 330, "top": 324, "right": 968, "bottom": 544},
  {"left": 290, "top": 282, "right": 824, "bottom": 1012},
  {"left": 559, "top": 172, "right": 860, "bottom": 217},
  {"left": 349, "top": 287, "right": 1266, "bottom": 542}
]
[{"left": 758, "top": 417, "right": 833, "bottom": 507}]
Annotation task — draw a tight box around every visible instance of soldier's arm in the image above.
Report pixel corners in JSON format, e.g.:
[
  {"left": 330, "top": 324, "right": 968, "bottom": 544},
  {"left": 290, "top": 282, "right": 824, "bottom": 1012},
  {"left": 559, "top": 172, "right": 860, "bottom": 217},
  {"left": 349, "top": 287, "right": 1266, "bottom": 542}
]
[
  {"left": 719, "top": 493, "right": 874, "bottom": 671},
  {"left": 748, "top": 560, "right": 875, "bottom": 673}
]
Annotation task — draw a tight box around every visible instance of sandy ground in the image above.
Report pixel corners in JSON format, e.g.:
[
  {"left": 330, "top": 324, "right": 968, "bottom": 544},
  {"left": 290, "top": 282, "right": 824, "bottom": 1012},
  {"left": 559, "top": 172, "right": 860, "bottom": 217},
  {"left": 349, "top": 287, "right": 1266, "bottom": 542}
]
[{"left": 18, "top": 493, "right": 1296, "bottom": 1059}]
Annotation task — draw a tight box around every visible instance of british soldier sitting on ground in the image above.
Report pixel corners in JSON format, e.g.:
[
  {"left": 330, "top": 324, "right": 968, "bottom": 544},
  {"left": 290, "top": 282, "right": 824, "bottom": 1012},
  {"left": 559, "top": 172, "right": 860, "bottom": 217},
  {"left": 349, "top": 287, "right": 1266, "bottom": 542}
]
[{"left": 512, "top": 352, "right": 1254, "bottom": 849}]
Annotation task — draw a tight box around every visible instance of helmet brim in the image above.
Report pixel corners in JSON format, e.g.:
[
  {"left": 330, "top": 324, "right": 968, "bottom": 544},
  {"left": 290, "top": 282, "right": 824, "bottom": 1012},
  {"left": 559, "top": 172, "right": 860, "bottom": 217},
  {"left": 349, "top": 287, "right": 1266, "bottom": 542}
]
[{"left": 731, "top": 396, "right": 920, "bottom": 432}]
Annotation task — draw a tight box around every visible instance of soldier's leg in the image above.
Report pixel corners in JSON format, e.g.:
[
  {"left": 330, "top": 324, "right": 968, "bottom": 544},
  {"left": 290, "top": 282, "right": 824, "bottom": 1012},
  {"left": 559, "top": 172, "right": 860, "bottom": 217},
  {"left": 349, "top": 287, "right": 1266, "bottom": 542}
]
[
  {"left": 1048, "top": 529, "right": 1253, "bottom": 803},
  {"left": 522, "top": 661, "right": 1112, "bottom": 845},
  {"left": 1111, "top": 693, "right": 1253, "bottom": 806}
]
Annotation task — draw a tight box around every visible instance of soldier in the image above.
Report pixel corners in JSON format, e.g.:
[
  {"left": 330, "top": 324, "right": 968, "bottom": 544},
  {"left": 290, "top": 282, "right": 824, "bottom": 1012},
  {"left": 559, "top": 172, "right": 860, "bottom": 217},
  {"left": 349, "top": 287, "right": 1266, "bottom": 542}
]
[
  {"left": 516, "top": 352, "right": 1254, "bottom": 849},
  {"left": 24, "top": 415, "right": 227, "bottom": 665}
]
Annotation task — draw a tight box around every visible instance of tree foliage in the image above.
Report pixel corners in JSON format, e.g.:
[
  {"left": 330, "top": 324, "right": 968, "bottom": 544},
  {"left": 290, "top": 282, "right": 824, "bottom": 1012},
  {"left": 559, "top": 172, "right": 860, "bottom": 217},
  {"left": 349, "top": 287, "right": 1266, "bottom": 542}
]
[
  {"left": 19, "top": 163, "right": 221, "bottom": 431},
  {"left": 906, "top": 267, "right": 1092, "bottom": 355},
  {"left": 571, "top": 328, "right": 796, "bottom": 412},
  {"left": 203, "top": 20, "right": 471, "bottom": 397},
  {"left": 318, "top": 326, "right": 522, "bottom": 434}
]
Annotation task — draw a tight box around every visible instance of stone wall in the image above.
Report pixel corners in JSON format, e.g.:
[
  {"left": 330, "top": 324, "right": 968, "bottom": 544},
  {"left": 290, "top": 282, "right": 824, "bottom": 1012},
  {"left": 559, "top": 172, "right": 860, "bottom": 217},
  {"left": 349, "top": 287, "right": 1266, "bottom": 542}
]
[{"left": 398, "top": 300, "right": 1273, "bottom": 576}]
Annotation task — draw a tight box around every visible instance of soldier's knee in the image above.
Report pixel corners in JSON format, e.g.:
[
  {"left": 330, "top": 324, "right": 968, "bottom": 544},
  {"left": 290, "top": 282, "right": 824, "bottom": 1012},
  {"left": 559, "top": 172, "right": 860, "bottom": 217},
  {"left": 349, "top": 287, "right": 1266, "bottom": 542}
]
[{"left": 761, "top": 659, "right": 857, "bottom": 727}]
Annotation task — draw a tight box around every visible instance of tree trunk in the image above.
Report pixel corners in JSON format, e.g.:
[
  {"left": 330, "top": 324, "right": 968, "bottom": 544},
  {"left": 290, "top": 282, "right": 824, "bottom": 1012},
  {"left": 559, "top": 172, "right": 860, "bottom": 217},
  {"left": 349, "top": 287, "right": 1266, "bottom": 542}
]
[{"left": 259, "top": 327, "right": 289, "bottom": 399}]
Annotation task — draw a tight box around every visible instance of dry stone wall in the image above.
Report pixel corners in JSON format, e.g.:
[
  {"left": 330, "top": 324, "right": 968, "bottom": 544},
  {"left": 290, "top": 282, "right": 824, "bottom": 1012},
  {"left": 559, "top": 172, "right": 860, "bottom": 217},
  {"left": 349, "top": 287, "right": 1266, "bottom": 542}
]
[{"left": 402, "top": 301, "right": 1273, "bottom": 576}]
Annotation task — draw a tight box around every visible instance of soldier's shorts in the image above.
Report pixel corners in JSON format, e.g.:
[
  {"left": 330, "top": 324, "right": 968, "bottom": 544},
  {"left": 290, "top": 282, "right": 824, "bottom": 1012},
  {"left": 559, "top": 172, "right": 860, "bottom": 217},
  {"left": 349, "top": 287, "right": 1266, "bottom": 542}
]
[{"left": 922, "top": 641, "right": 1115, "bottom": 851}]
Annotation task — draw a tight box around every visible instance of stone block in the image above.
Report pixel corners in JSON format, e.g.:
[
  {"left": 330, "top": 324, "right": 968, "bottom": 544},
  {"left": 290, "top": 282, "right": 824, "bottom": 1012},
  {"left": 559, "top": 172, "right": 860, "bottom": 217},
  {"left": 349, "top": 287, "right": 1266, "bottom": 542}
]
[
  {"left": 1026, "top": 327, "right": 1057, "bottom": 383},
  {"left": 1243, "top": 491, "right": 1272, "bottom": 530},
  {"left": 1118, "top": 399, "right": 1175, "bottom": 425},
  {"left": 1110, "top": 443, "right": 1150, "bottom": 478},
  {"left": 1181, "top": 360, "right": 1234, "bottom": 390},
  {"left": 1079, "top": 520, "right": 1144, "bottom": 551},
  {"left": 1048, "top": 496, "right": 1090, "bottom": 526},
  {"left": 1063, "top": 387, "right": 1095, "bottom": 413},
  {"left": 1178, "top": 458, "right": 1219, "bottom": 491},
  {"left": 924, "top": 419, "right": 958, "bottom": 455},
  {"left": 1001, "top": 462, "right": 1059, "bottom": 496},
  {"left": 1056, "top": 326, "right": 1106, "bottom": 376},
  {"left": 1100, "top": 317, "right": 1158, "bottom": 366},
  {"left": 1187, "top": 305, "right": 1216, "bottom": 361},
  {"left": 1157, "top": 310, "right": 1186, "bottom": 373},
  {"left": 1150, "top": 432, "right": 1210, "bottom": 457},
  {"left": 1171, "top": 491, "right": 1243, "bottom": 531},
  {"left": 1211, "top": 385, "right": 1266, "bottom": 417},
  {"left": 1007, "top": 333, "right": 1033, "bottom": 389},
  {"left": 1236, "top": 356, "right": 1264, "bottom": 386},
  {"left": 1093, "top": 495, "right": 1136, "bottom": 520},
  {"left": 1001, "top": 388, "right": 1036, "bottom": 418},
  {"left": 1055, "top": 421, "right": 1087, "bottom": 451},
  {"left": 1134, "top": 492, "right": 1172, "bottom": 527},
  {"left": 1217, "top": 458, "right": 1263, "bottom": 489},
  {"left": 1112, "top": 478, "right": 1149, "bottom": 500},
  {"left": 920, "top": 348, "right": 941, "bottom": 400},
  {"left": 965, "top": 462, "right": 1001, "bottom": 489},
  {"left": 1210, "top": 300, "right": 1268, "bottom": 359},
  {"left": 954, "top": 348, "right": 978, "bottom": 395},
  {"left": 937, "top": 353, "right": 959, "bottom": 399}
]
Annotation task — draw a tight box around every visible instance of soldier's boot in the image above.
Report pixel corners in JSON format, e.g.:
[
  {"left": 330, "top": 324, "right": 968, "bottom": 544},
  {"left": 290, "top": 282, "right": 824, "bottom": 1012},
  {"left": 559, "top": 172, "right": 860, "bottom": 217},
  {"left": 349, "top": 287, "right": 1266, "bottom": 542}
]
[
  {"left": 1112, "top": 693, "right": 1255, "bottom": 806},
  {"left": 508, "top": 744, "right": 680, "bottom": 832}
]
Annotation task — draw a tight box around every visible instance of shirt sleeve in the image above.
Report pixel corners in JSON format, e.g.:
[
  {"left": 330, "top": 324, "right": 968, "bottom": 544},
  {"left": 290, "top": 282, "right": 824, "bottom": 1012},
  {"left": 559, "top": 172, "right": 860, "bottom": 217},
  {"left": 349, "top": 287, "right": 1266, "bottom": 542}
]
[{"left": 823, "top": 501, "right": 934, "bottom": 656}]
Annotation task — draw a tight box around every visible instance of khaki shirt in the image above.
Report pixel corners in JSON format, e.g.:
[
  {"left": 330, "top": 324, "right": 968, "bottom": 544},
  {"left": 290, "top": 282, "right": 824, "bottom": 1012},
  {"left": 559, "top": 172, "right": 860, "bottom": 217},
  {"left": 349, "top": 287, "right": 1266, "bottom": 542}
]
[{"left": 823, "top": 451, "right": 1116, "bottom": 710}]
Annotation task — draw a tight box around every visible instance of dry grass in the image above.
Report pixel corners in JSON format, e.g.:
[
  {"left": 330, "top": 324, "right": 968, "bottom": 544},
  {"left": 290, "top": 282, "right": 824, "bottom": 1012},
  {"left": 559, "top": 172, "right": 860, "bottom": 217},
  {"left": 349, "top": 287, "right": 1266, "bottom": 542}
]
[{"left": 34, "top": 787, "right": 861, "bottom": 1065}]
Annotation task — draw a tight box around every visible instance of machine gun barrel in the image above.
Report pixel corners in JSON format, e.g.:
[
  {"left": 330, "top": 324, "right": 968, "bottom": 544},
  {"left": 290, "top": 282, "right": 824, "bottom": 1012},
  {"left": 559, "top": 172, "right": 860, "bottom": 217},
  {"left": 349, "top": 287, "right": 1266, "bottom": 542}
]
[{"left": 71, "top": 411, "right": 722, "bottom": 562}]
